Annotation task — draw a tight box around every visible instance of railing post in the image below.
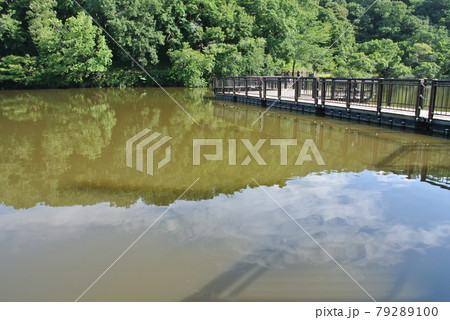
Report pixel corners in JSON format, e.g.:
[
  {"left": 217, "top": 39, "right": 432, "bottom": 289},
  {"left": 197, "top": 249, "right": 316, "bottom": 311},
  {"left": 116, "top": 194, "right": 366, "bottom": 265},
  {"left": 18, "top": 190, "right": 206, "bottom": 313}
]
[
  {"left": 376, "top": 79, "right": 384, "bottom": 114},
  {"left": 313, "top": 78, "right": 319, "bottom": 105},
  {"left": 330, "top": 79, "right": 336, "bottom": 100},
  {"left": 259, "top": 77, "right": 262, "bottom": 98},
  {"left": 233, "top": 78, "right": 236, "bottom": 95},
  {"left": 415, "top": 79, "right": 425, "bottom": 118},
  {"left": 428, "top": 79, "right": 437, "bottom": 121},
  {"left": 222, "top": 78, "right": 225, "bottom": 94},
  {"left": 294, "top": 78, "right": 299, "bottom": 102},
  {"left": 346, "top": 79, "right": 352, "bottom": 109},
  {"left": 386, "top": 82, "right": 393, "bottom": 107},
  {"left": 277, "top": 77, "right": 282, "bottom": 100},
  {"left": 352, "top": 80, "right": 358, "bottom": 101},
  {"left": 359, "top": 80, "right": 365, "bottom": 102},
  {"left": 245, "top": 77, "right": 248, "bottom": 97},
  {"left": 263, "top": 77, "right": 267, "bottom": 99},
  {"left": 321, "top": 78, "right": 326, "bottom": 106}
]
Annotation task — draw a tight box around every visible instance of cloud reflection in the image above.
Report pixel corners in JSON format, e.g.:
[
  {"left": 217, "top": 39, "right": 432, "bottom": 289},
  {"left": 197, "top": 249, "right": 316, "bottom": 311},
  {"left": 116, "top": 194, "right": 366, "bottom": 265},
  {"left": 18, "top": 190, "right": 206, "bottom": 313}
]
[{"left": 1, "top": 171, "right": 450, "bottom": 270}]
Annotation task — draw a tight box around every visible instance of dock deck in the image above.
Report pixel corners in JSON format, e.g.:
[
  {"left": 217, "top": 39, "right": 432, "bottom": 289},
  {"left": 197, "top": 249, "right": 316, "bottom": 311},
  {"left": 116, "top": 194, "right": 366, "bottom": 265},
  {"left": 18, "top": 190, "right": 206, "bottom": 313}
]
[{"left": 213, "top": 76, "right": 450, "bottom": 135}]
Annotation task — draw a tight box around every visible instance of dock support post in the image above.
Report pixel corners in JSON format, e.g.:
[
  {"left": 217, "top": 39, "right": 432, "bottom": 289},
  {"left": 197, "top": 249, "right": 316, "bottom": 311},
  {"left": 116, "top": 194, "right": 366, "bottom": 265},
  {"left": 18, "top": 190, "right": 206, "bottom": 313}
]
[
  {"left": 415, "top": 79, "right": 425, "bottom": 118},
  {"left": 222, "top": 78, "right": 225, "bottom": 94},
  {"left": 263, "top": 77, "right": 267, "bottom": 100},
  {"left": 294, "top": 78, "right": 299, "bottom": 102},
  {"left": 321, "top": 78, "right": 326, "bottom": 106},
  {"left": 346, "top": 79, "right": 352, "bottom": 109},
  {"left": 277, "top": 78, "right": 282, "bottom": 100},
  {"left": 331, "top": 79, "right": 336, "bottom": 100},
  {"left": 313, "top": 78, "right": 319, "bottom": 106},
  {"left": 428, "top": 79, "right": 437, "bottom": 121},
  {"left": 233, "top": 78, "right": 236, "bottom": 96},
  {"left": 245, "top": 77, "right": 248, "bottom": 97},
  {"left": 359, "top": 80, "right": 365, "bottom": 102},
  {"left": 376, "top": 79, "right": 384, "bottom": 114},
  {"left": 386, "top": 81, "right": 393, "bottom": 107},
  {"left": 259, "top": 77, "right": 262, "bottom": 98}
]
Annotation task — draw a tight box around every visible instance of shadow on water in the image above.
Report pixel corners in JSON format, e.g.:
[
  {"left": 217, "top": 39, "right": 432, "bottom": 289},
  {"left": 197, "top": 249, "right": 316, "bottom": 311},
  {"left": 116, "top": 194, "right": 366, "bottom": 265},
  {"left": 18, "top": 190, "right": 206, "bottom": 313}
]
[{"left": 183, "top": 249, "right": 280, "bottom": 301}]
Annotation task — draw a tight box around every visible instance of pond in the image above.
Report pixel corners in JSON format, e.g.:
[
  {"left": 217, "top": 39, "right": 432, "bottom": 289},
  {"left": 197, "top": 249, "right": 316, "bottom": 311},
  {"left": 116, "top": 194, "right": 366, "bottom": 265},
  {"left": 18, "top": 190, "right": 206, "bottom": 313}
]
[{"left": 0, "top": 88, "right": 449, "bottom": 301}]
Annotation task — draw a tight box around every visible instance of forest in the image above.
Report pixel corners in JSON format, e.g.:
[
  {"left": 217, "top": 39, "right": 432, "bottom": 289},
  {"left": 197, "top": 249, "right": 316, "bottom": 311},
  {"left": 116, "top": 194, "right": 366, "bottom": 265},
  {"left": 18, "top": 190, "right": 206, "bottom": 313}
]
[{"left": 0, "top": 0, "right": 449, "bottom": 88}]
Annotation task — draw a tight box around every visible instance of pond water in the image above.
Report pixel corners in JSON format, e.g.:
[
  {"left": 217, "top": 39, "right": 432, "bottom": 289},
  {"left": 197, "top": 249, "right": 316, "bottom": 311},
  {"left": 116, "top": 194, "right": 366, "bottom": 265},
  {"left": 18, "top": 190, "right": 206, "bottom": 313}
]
[{"left": 0, "top": 88, "right": 449, "bottom": 301}]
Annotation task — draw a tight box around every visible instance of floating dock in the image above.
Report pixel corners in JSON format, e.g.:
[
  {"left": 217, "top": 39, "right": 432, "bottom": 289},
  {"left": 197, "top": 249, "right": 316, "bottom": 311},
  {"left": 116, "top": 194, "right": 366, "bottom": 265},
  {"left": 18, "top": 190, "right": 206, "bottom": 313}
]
[{"left": 213, "top": 76, "right": 450, "bottom": 137}]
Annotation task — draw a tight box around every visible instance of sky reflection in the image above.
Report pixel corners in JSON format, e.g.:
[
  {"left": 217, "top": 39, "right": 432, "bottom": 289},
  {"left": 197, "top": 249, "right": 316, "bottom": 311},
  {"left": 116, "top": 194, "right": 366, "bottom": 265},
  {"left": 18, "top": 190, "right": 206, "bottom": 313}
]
[{"left": 1, "top": 171, "right": 449, "bottom": 271}]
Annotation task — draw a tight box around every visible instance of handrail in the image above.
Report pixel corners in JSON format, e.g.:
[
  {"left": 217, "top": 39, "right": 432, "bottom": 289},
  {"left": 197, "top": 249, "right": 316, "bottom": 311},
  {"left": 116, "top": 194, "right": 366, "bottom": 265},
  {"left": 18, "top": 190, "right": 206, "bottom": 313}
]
[{"left": 213, "top": 76, "right": 450, "bottom": 121}]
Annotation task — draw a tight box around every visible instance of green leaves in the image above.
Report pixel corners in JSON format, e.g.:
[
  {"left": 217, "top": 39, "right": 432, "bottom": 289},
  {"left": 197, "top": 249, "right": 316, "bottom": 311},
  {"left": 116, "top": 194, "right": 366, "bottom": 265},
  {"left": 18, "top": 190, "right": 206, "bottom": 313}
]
[
  {"left": 0, "top": 55, "right": 37, "bottom": 86},
  {"left": 58, "top": 12, "right": 113, "bottom": 83},
  {"left": 0, "top": 7, "right": 26, "bottom": 55},
  {"left": 359, "top": 39, "right": 411, "bottom": 78},
  {"left": 168, "top": 43, "right": 213, "bottom": 87},
  {"left": 27, "top": 0, "right": 112, "bottom": 86},
  {"left": 1, "top": 0, "right": 450, "bottom": 87},
  {"left": 98, "top": 0, "right": 164, "bottom": 67}
]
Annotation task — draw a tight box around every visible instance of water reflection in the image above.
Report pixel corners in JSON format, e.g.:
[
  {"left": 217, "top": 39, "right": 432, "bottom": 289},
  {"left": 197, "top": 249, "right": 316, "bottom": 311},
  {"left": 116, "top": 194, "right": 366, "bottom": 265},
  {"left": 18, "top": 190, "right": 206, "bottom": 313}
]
[
  {"left": 1, "top": 89, "right": 449, "bottom": 209},
  {"left": 0, "top": 88, "right": 449, "bottom": 301}
]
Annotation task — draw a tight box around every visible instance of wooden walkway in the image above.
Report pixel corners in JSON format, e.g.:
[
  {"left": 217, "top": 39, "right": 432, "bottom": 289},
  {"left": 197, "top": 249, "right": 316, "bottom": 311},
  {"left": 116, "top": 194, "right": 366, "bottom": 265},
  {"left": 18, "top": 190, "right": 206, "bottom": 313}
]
[
  {"left": 245, "top": 89, "right": 447, "bottom": 120},
  {"left": 213, "top": 76, "right": 450, "bottom": 135}
]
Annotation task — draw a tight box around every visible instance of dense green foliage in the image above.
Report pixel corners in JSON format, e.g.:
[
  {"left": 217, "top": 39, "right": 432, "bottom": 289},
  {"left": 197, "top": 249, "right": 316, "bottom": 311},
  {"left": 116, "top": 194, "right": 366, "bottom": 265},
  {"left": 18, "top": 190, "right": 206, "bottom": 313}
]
[{"left": 0, "top": 0, "right": 449, "bottom": 88}]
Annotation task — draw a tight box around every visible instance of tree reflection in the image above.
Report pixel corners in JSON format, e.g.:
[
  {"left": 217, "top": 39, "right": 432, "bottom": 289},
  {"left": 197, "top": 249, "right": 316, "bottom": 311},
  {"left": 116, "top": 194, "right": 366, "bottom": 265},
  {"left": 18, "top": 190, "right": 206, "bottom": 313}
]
[{"left": 0, "top": 88, "right": 449, "bottom": 209}]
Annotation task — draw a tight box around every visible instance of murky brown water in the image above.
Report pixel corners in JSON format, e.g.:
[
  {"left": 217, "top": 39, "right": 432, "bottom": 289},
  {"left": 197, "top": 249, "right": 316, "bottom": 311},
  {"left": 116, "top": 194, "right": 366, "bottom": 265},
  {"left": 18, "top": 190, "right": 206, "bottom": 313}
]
[{"left": 0, "top": 88, "right": 449, "bottom": 301}]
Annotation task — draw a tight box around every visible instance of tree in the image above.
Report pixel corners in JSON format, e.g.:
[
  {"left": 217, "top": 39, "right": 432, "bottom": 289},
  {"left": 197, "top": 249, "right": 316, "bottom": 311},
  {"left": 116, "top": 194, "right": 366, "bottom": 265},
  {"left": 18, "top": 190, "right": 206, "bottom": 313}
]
[
  {"left": 0, "top": 1, "right": 27, "bottom": 56},
  {"left": 434, "top": 40, "right": 450, "bottom": 78},
  {"left": 1, "top": 0, "right": 450, "bottom": 88},
  {"left": 404, "top": 43, "right": 436, "bottom": 67},
  {"left": 359, "top": 39, "right": 411, "bottom": 78},
  {"left": 97, "top": 0, "right": 164, "bottom": 67},
  {"left": 168, "top": 43, "right": 213, "bottom": 87},
  {"left": 205, "top": 43, "right": 241, "bottom": 77},
  {"left": 334, "top": 51, "right": 375, "bottom": 77},
  {"left": 27, "top": 0, "right": 112, "bottom": 86},
  {"left": 57, "top": 12, "right": 113, "bottom": 84},
  {"left": 0, "top": 54, "right": 37, "bottom": 86},
  {"left": 237, "top": 37, "right": 271, "bottom": 75},
  {"left": 414, "top": 0, "right": 450, "bottom": 29},
  {"left": 413, "top": 62, "right": 441, "bottom": 78}
]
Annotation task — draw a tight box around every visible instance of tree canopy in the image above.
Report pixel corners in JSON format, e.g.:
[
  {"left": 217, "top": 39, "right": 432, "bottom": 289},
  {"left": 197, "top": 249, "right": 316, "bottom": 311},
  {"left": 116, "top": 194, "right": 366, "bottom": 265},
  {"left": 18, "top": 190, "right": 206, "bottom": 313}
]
[{"left": 0, "top": 0, "right": 449, "bottom": 88}]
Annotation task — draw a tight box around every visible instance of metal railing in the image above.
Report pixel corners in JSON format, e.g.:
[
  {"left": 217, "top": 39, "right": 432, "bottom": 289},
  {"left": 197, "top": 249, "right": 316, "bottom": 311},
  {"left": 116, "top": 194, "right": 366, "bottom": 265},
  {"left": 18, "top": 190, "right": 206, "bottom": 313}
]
[
  {"left": 214, "top": 76, "right": 450, "bottom": 120},
  {"left": 428, "top": 80, "right": 450, "bottom": 119}
]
